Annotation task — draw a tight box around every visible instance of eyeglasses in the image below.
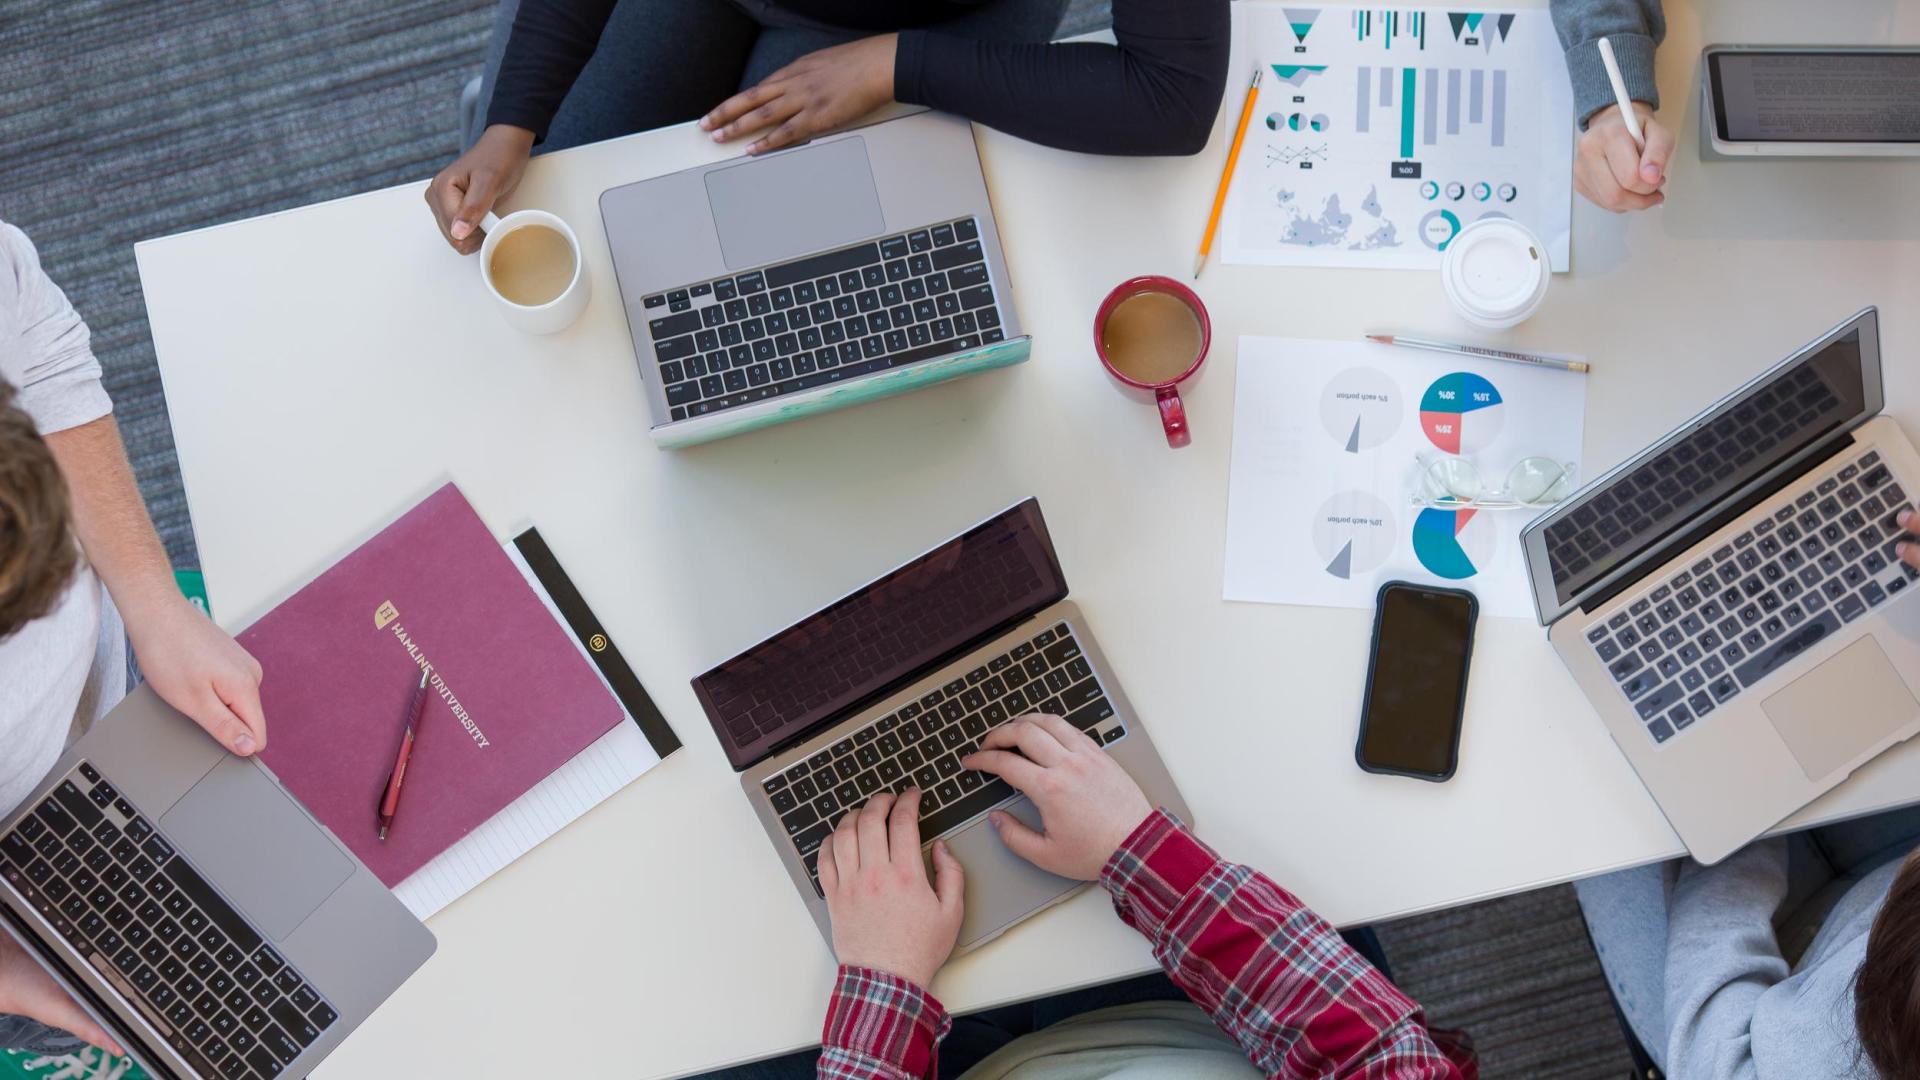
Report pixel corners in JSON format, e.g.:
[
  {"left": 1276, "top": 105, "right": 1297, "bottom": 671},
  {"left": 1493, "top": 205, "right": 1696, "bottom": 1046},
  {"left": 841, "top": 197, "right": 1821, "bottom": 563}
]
[{"left": 1411, "top": 452, "right": 1575, "bottom": 511}]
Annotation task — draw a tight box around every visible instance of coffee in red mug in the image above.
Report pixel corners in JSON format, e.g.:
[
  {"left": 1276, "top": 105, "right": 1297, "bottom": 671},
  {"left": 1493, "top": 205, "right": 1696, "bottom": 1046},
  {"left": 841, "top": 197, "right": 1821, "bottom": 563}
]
[{"left": 1093, "top": 276, "right": 1211, "bottom": 448}]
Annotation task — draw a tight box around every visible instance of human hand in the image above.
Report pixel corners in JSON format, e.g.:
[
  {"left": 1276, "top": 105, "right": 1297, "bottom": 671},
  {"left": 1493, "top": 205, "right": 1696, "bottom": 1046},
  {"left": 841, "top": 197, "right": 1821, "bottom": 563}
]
[
  {"left": 1893, "top": 509, "right": 1920, "bottom": 572},
  {"left": 818, "top": 789, "right": 964, "bottom": 989},
  {"left": 701, "top": 34, "right": 898, "bottom": 156},
  {"left": 0, "top": 932, "right": 123, "bottom": 1057},
  {"left": 425, "top": 124, "right": 536, "bottom": 254},
  {"left": 1575, "top": 103, "right": 1673, "bottom": 213},
  {"left": 961, "top": 715, "right": 1153, "bottom": 881},
  {"left": 127, "top": 596, "right": 266, "bottom": 757}
]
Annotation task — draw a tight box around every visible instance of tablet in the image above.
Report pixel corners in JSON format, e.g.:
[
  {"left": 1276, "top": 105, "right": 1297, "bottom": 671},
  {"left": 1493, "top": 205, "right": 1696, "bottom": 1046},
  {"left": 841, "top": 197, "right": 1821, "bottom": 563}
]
[{"left": 1703, "top": 46, "right": 1920, "bottom": 157}]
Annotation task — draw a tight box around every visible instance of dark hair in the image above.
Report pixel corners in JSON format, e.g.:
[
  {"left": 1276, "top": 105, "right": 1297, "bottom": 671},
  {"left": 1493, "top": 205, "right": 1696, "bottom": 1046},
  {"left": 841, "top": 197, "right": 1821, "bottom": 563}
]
[
  {"left": 0, "top": 378, "right": 78, "bottom": 639},
  {"left": 1856, "top": 848, "right": 1920, "bottom": 1079}
]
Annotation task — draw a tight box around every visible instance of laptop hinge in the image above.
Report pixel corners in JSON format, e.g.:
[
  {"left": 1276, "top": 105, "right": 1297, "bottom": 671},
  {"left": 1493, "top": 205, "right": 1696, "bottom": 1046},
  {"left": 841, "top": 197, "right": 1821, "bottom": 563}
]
[{"left": 1579, "top": 429, "right": 1860, "bottom": 616}]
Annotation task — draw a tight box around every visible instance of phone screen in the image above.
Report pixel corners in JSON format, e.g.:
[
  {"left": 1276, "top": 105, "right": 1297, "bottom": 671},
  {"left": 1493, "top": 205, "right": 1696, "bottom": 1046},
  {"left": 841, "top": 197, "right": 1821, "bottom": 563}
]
[{"left": 1359, "top": 586, "right": 1476, "bottom": 778}]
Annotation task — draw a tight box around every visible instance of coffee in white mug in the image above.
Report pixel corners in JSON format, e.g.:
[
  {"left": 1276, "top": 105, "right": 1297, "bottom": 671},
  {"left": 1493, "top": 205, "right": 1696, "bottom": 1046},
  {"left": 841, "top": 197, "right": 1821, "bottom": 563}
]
[{"left": 487, "top": 224, "right": 576, "bottom": 307}]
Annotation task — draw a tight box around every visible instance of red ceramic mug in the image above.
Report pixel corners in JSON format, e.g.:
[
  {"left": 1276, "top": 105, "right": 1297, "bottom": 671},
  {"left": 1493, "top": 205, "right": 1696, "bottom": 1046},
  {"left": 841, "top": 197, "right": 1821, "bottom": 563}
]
[{"left": 1093, "top": 276, "right": 1212, "bottom": 449}]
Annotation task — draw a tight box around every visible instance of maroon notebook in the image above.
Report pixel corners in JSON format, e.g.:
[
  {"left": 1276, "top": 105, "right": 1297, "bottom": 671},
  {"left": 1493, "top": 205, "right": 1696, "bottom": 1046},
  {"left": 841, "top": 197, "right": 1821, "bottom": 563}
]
[{"left": 241, "top": 483, "right": 624, "bottom": 887}]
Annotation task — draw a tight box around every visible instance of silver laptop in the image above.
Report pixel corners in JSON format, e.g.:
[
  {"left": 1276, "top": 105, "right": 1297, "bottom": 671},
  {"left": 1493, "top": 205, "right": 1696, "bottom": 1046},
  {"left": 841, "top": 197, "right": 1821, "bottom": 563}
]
[
  {"left": 1523, "top": 307, "right": 1920, "bottom": 863},
  {"left": 1703, "top": 46, "right": 1920, "bottom": 159},
  {"left": 600, "top": 109, "right": 1031, "bottom": 449},
  {"left": 0, "top": 687, "right": 434, "bottom": 1079},
  {"left": 693, "top": 498, "right": 1188, "bottom": 951}
]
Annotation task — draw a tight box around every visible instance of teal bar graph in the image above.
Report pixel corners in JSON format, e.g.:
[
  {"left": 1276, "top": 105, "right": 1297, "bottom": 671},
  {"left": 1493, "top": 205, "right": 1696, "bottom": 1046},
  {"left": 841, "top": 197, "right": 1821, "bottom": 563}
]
[{"left": 1399, "top": 66, "right": 1416, "bottom": 158}]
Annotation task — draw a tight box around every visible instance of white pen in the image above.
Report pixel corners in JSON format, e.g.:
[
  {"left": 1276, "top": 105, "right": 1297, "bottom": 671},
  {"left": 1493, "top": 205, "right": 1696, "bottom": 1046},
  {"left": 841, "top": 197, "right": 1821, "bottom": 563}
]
[{"left": 1597, "top": 37, "right": 1645, "bottom": 149}]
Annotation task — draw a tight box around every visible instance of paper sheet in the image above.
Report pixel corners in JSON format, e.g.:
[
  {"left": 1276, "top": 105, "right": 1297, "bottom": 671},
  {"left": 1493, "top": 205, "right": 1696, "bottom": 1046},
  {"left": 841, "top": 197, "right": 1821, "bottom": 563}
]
[
  {"left": 1222, "top": 4, "right": 1574, "bottom": 270},
  {"left": 391, "top": 544, "right": 663, "bottom": 918},
  {"left": 1224, "top": 337, "right": 1586, "bottom": 618}
]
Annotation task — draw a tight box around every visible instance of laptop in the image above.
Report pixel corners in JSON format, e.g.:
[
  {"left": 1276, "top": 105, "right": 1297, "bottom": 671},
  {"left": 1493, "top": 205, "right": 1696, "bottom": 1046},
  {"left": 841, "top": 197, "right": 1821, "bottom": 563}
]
[
  {"left": 1522, "top": 307, "right": 1920, "bottom": 863},
  {"left": 1702, "top": 46, "right": 1920, "bottom": 159},
  {"left": 693, "top": 498, "right": 1189, "bottom": 950},
  {"left": 0, "top": 687, "right": 434, "bottom": 1079},
  {"left": 600, "top": 109, "right": 1031, "bottom": 449}
]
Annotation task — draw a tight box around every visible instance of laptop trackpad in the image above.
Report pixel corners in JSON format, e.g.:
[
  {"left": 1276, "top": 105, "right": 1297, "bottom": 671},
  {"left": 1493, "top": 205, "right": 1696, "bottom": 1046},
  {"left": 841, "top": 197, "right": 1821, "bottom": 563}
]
[
  {"left": 160, "top": 757, "right": 353, "bottom": 941},
  {"left": 1763, "top": 635, "right": 1919, "bottom": 781},
  {"left": 703, "top": 136, "right": 885, "bottom": 271}
]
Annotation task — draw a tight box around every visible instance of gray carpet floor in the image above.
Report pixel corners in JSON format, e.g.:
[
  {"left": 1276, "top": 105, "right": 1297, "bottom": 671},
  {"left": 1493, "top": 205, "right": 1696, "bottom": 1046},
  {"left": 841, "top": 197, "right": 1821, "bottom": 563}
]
[{"left": 0, "top": 1, "right": 1634, "bottom": 1074}]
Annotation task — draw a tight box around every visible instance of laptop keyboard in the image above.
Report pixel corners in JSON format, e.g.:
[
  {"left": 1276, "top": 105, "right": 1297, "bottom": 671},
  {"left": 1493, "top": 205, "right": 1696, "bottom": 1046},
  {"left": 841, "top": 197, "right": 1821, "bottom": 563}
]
[
  {"left": 640, "top": 217, "right": 1008, "bottom": 422},
  {"left": 760, "top": 623, "right": 1126, "bottom": 896},
  {"left": 0, "top": 762, "right": 334, "bottom": 1080},
  {"left": 1587, "top": 449, "right": 1915, "bottom": 746}
]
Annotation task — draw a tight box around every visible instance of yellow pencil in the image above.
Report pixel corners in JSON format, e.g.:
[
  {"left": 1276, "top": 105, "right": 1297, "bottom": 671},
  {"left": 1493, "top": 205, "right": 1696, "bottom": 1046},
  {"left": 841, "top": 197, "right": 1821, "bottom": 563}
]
[{"left": 1195, "top": 66, "right": 1262, "bottom": 279}]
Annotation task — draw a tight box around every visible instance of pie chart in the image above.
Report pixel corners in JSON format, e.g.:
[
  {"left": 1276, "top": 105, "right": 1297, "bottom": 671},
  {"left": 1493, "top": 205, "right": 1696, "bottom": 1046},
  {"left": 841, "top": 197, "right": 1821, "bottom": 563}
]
[
  {"left": 1312, "top": 491, "right": 1397, "bottom": 580},
  {"left": 1319, "top": 367, "right": 1403, "bottom": 453},
  {"left": 1419, "top": 371, "right": 1505, "bottom": 454},
  {"left": 1412, "top": 507, "right": 1497, "bottom": 579}
]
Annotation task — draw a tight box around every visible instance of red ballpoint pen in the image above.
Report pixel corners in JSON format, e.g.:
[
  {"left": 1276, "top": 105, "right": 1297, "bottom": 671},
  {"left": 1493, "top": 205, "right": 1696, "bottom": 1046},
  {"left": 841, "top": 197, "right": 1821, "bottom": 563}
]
[{"left": 378, "top": 669, "right": 429, "bottom": 840}]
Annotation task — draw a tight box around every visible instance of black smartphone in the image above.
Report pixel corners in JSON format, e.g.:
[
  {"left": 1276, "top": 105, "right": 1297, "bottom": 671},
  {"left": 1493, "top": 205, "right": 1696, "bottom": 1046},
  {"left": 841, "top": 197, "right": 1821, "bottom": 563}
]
[{"left": 1355, "top": 581, "right": 1478, "bottom": 782}]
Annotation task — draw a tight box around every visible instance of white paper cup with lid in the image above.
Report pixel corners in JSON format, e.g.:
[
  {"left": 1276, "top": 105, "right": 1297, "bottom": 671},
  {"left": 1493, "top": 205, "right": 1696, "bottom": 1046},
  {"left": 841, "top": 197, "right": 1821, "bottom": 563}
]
[{"left": 1441, "top": 218, "right": 1549, "bottom": 330}]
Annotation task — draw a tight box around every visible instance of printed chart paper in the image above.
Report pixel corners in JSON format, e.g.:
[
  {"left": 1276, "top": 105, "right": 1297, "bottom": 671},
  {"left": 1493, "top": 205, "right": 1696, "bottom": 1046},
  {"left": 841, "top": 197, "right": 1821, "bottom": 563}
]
[
  {"left": 1222, "top": 5, "right": 1574, "bottom": 270},
  {"left": 1224, "top": 337, "right": 1586, "bottom": 617}
]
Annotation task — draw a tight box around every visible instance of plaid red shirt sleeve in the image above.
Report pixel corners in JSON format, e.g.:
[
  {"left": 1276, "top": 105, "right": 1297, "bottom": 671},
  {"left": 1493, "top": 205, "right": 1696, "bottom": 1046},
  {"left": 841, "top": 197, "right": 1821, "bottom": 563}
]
[
  {"left": 819, "top": 965, "right": 951, "bottom": 1080},
  {"left": 817, "top": 809, "right": 1478, "bottom": 1080},
  {"left": 1102, "top": 810, "right": 1478, "bottom": 1080}
]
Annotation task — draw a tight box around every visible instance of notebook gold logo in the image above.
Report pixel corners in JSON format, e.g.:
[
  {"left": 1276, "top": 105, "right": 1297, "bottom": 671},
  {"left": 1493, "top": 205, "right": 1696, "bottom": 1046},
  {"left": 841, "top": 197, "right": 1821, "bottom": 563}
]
[
  {"left": 589, "top": 633, "right": 608, "bottom": 653},
  {"left": 374, "top": 600, "right": 400, "bottom": 630}
]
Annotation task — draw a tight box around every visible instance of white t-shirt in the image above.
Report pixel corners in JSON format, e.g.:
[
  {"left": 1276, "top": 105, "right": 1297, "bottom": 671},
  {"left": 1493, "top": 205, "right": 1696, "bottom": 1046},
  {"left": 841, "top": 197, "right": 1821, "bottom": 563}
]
[{"left": 0, "top": 219, "right": 121, "bottom": 816}]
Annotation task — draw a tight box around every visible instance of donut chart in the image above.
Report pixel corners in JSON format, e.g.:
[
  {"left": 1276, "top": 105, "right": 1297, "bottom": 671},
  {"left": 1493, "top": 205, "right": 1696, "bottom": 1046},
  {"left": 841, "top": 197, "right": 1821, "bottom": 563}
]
[
  {"left": 1419, "top": 371, "right": 1505, "bottom": 454},
  {"left": 1412, "top": 507, "right": 1496, "bottom": 579}
]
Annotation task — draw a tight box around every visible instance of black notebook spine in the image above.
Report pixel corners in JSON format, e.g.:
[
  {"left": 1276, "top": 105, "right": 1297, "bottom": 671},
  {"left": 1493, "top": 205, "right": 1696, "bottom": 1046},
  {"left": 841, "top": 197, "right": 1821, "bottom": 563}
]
[{"left": 512, "top": 528, "right": 682, "bottom": 758}]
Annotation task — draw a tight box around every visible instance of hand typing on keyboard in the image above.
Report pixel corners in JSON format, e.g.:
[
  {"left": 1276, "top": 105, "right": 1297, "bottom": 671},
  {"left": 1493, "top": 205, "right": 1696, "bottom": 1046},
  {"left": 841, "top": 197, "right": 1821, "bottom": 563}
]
[
  {"left": 701, "top": 35, "right": 898, "bottom": 156},
  {"left": 0, "top": 928, "right": 124, "bottom": 1057},
  {"left": 1895, "top": 510, "right": 1920, "bottom": 570},
  {"left": 962, "top": 715, "right": 1154, "bottom": 882},
  {"left": 818, "top": 790, "right": 964, "bottom": 990}
]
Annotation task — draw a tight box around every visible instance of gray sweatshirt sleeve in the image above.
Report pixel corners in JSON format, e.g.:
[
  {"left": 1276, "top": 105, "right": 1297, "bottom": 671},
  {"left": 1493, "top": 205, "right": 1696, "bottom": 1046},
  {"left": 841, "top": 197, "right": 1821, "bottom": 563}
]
[
  {"left": 1661, "top": 838, "right": 1789, "bottom": 1080},
  {"left": 1549, "top": 0, "right": 1665, "bottom": 127},
  {"left": 0, "top": 222, "right": 110, "bottom": 435}
]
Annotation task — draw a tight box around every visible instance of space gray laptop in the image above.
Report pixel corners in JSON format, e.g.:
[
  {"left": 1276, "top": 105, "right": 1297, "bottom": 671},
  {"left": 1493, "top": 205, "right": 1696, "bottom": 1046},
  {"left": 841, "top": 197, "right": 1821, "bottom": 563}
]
[
  {"left": 600, "top": 109, "right": 1030, "bottom": 449},
  {"left": 1523, "top": 308, "right": 1920, "bottom": 863},
  {"left": 693, "top": 498, "right": 1188, "bottom": 951},
  {"left": 0, "top": 687, "right": 434, "bottom": 1079}
]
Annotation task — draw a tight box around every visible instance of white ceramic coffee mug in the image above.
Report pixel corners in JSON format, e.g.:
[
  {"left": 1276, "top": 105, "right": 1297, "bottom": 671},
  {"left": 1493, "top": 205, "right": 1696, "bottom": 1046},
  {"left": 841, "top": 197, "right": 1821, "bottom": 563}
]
[
  {"left": 478, "top": 209, "right": 591, "bottom": 335},
  {"left": 1440, "top": 217, "right": 1549, "bottom": 330}
]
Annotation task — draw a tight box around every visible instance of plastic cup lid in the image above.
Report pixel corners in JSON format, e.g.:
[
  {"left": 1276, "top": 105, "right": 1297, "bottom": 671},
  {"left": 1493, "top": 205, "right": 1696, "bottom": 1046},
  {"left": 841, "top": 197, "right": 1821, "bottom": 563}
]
[{"left": 1443, "top": 219, "right": 1545, "bottom": 319}]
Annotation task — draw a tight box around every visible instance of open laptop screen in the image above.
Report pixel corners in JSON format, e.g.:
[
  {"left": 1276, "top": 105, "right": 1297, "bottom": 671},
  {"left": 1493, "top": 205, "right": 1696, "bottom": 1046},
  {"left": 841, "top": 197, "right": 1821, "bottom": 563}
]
[
  {"left": 1539, "top": 330, "right": 1868, "bottom": 610},
  {"left": 695, "top": 499, "right": 1067, "bottom": 769}
]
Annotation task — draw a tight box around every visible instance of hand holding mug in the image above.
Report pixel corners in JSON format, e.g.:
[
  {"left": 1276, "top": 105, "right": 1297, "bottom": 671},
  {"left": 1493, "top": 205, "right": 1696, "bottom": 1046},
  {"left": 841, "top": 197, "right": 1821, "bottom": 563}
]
[{"left": 426, "top": 125, "right": 536, "bottom": 255}]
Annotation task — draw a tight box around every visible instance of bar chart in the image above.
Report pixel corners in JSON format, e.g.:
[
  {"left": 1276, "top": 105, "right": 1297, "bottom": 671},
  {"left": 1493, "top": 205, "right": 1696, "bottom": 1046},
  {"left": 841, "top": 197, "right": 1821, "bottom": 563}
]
[
  {"left": 1355, "top": 64, "right": 1508, "bottom": 157},
  {"left": 1222, "top": 4, "right": 1573, "bottom": 271}
]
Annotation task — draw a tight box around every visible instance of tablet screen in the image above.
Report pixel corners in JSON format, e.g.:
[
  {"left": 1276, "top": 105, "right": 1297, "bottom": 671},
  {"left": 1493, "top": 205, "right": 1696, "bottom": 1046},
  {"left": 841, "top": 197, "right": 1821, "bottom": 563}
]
[{"left": 1711, "top": 50, "right": 1920, "bottom": 143}]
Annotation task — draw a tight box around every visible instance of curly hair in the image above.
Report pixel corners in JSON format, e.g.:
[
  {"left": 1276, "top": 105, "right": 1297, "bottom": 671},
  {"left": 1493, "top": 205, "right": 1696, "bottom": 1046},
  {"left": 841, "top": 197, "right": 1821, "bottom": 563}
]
[{"left": 0, "top": 378, "right": 78, "bottom": 639}]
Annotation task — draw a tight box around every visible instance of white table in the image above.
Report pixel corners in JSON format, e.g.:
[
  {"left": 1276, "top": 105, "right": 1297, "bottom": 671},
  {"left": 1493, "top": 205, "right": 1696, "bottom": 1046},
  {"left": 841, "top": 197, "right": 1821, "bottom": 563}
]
[{"left": 134, "top": 2, "right": 1920, "bottom": 1075}]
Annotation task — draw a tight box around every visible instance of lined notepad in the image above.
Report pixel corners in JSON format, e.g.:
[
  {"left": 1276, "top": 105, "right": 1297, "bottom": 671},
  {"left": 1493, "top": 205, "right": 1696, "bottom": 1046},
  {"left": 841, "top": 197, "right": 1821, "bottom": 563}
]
[{"left": 391, "top": 542, "right": 666, "bottom": 918}]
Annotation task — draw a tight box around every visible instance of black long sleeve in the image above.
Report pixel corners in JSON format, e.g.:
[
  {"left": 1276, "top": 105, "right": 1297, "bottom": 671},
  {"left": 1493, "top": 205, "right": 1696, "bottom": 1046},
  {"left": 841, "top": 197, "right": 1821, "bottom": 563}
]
[
  {"left": 484, "top": 0, "right": 620, "bottom": 140},
  {"left": 897, "top": 0, "right": 1231, "bottom": 156},
  {"left": 487, "top": 0, "right": 1233, "bottom": 156}
]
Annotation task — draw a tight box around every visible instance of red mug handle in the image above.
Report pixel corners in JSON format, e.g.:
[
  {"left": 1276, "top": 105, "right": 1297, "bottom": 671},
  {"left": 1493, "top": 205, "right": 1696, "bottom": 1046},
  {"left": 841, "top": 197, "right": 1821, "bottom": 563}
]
[{"left": 1156, "top": 386, "right": 1190, "bottom": 449}]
